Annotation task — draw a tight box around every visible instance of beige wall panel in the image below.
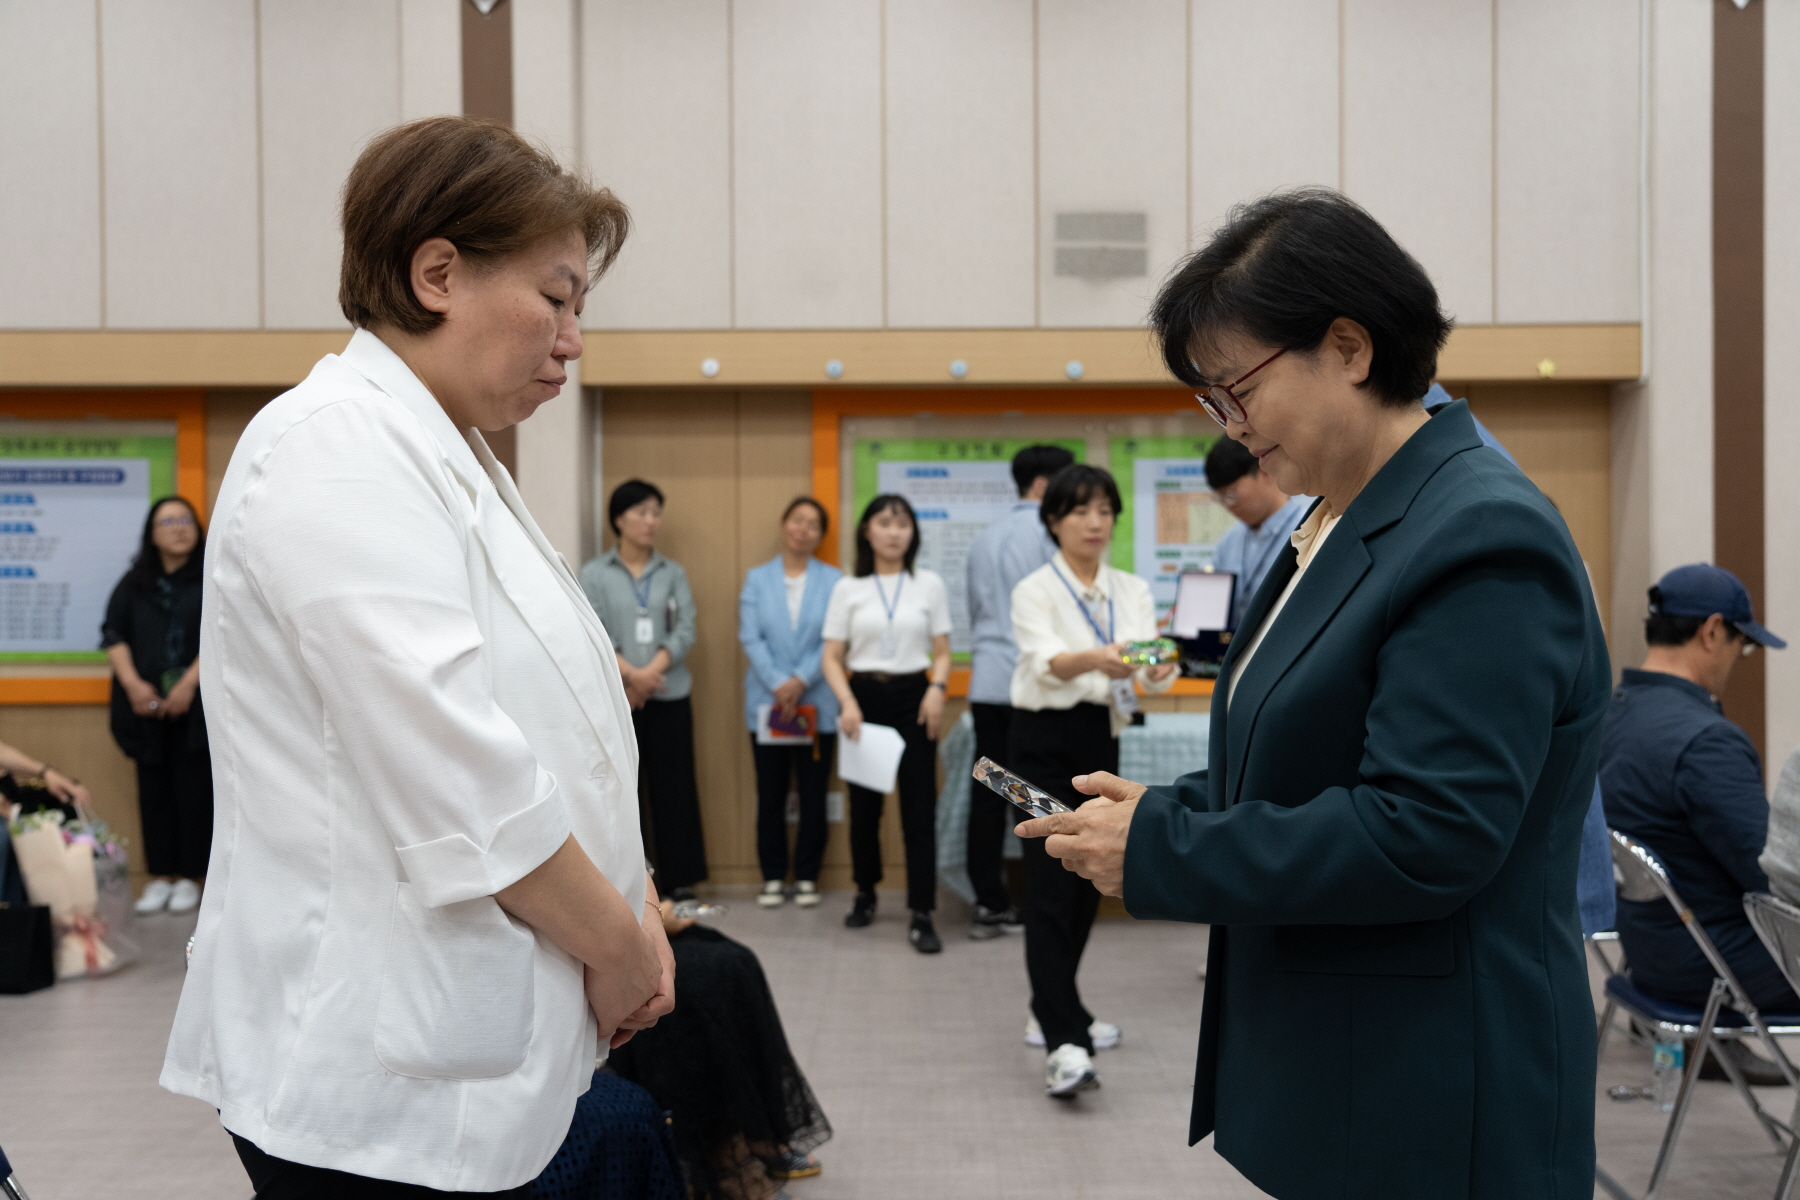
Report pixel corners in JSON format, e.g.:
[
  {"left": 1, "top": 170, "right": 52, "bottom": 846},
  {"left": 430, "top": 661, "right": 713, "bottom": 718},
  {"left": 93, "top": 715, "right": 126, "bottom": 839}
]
[
  {"left": 512, "top": 0, "right": 580, "bottom": 166},
  {"left": 1342, "top": 0, "right": 1492, "bottom": 325},
  {"left": 1037, "top": 0, "right": 1188, "bottom": 328},
  {"left": 399, "top": 0, "right": 462, "bottom": 122},
  {"left": 100, "top": 0, "right": 261, "bottom": 329},
  {"left": 260, "top": 2, "right": 399, "bottom": 331},
  {"left": 1189, "top": 0, "right": 1338, "bottom": 239},
  {"left": 580, "top": 0, "right": 733, "bottom": 330},
  {"left": 1494, "top": 0, "right": 1640, "bottom": 324},
  {"left": 0, "top": 3, "right": 102, "bottom": 328},
  {"left": 1456, "top": 383, "right": 1613, "bottom": 639},
  {"left": 1609, "top": 0, "right": 1712, "bottom": 679},
  {"left": 732, "top": 0, "right": 884, "bottom": 329},
  {"left": 515, "top": 377, "right": 589, "bottom": 564},
  {"left": 884, "top": 0, "right": 1035, "bottom": 328},
  {"left": 0, "top": 706, "right": 144, "bottom": 885},
  {"left": 1765, "top": 0, "right": 1800, "bottom": 772}
]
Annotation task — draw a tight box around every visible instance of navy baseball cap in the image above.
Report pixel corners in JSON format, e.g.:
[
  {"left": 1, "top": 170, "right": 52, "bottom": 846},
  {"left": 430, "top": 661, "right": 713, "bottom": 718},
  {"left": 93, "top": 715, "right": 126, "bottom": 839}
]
[{"left": 1651, "top": 563, "right": 1787, "bottom": 649}]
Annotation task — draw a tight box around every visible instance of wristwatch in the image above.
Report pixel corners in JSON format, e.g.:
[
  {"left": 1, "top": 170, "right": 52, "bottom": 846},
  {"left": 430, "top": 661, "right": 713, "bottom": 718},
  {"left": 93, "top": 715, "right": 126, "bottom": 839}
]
[{"left": 929, "top": 680, "right": 948, "bottom": 692}]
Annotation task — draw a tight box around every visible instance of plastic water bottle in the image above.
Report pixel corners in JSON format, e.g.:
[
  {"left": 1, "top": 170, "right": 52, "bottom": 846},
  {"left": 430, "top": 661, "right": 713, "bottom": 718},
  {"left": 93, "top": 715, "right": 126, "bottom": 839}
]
[{"left": 1652, "top": 1038, "right": 1684, "bottom": 1110}]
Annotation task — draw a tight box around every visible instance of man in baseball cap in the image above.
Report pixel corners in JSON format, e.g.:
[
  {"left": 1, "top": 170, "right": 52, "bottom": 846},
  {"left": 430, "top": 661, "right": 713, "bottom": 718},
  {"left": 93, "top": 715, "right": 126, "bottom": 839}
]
[{"left": 1600, "top": 564, "right": 1791, "bottom": 1084}]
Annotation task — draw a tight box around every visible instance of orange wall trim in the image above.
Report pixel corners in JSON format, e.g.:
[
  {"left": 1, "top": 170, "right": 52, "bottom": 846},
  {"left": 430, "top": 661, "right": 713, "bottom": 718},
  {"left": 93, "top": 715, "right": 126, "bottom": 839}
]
[{"left": 0, "top": 678, "right": 111, "bottom": 705}]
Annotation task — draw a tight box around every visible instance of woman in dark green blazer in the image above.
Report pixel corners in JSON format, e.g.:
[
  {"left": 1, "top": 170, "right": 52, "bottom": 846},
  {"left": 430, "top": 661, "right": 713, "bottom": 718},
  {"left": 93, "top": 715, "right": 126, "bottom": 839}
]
[{"left": 1019, "top": 189, "right": 1611, "bottom": 1199}]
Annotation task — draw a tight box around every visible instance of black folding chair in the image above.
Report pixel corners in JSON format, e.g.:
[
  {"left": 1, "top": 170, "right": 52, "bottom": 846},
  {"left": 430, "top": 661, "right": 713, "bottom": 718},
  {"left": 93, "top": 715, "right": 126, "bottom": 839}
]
[
  {"left": 1741, "top": 891, "right": 1800, "bottom": 1200},
  {"left": 1595, "top": 831, "right": 1800, "bottom": 1200}
]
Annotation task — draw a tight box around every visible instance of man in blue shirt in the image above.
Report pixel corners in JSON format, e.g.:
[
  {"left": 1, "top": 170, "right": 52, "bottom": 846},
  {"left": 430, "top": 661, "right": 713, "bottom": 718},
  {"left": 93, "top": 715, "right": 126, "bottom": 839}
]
[
  {"left": 1203, "top": 438, "right": 1310, "bottom": 628},
  {"left": 1602, "top": 564, "right": 1793, "bottom": 1081},
  {"left": 964, "top": 444, "right": 1073, "bottom": 937}
]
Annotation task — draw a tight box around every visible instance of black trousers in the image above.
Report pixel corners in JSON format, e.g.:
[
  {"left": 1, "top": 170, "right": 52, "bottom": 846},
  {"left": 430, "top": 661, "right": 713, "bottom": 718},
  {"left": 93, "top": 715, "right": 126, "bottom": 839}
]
[
  {"left": 631, "top": 697, "right": 708, "bottom": 889},
  {"left": 967, "top": 701, "right": 1018, "bottom": 912},
  {"left": 232, "top": 1134, "right": 532, "bottom": 1198},
  {"left": 751, "top": 733, "right": 837, "bottom": 883},
  {"left": 1011, "top": 703, "right": 1115, "bottom": 1055},
  {"left": 846, "top": 673, "right": 938, "bottom": 912},
  {"left": 136, "top": 719, "right": 213, "bottom": 879}
]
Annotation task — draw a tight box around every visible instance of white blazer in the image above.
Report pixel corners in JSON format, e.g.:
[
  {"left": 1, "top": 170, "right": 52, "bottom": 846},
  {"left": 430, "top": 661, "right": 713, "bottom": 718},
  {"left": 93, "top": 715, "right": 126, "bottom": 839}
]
[{"left": 161, "top": 330, "right": 646, "bottom": 1191}]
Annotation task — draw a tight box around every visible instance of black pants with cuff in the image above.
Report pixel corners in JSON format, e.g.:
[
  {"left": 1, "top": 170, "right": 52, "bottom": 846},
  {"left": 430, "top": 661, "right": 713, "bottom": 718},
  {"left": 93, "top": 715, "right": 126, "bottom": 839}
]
[
  {"left": 631, "top": 696, "right": 709, "bottom": 890},
  {"left": 232, "top": 1134, "right": 532, "bottom": 1198},
  {"left": 751, "top": 733, "right": 837, "bottom": 883},
  {"left": 1011, "top": 702, "right": 1115, "bottom": 1056},
  {"left": 846, "top": 673, "right": 938, "bottom": 913},
  {"left": 967, "top": 701, "right": 1018, "bottom": 913}
]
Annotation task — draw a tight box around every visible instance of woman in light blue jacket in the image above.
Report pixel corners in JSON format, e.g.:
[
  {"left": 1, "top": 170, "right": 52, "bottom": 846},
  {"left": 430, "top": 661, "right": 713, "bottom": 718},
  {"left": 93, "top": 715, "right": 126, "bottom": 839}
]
[{"left": 739, "top": 497, "right": 842, "bottom": 908}]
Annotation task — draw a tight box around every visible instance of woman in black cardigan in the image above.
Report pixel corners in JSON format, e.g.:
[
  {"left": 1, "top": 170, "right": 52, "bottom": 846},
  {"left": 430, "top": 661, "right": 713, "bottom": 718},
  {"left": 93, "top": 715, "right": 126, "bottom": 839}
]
[{"left": 102, "top": 496, "right": 212, "bottom": 914}]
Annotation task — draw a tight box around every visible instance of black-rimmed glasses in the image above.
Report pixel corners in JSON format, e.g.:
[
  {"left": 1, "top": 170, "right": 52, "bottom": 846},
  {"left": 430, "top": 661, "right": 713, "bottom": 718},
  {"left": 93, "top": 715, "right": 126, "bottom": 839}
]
[{"left": 1195, "top": 348, "right": 1285, "bottom": 427}]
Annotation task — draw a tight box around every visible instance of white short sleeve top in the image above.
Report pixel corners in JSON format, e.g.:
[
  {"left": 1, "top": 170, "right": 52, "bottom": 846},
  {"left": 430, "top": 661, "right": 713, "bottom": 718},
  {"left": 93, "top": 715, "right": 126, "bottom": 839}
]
[{"left": 822, "top": 568, "right": 953, "bottom": 674}]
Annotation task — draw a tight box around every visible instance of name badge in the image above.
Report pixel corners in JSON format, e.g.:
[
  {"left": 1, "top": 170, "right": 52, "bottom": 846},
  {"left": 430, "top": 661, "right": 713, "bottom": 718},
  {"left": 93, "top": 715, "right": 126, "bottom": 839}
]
[
  {"left": 634, "top": 616, "right": 655, "bottom": 645},
  {"left": 1110, "top": 676, "right": 1140, "bottom": 717},
  {"left": 877, "top": 626, "right": 899, "bottom": 660}
]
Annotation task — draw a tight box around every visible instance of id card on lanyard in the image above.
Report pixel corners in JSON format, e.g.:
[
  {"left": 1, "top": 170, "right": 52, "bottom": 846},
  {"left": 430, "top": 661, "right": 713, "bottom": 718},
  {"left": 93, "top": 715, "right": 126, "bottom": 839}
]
[
  {"left": 873, "top": 572, "right": 904, "bottom": 659},
  {"left": 629, "top": 562, "right": 659, "bottom": 645},
  {"left": 1051, "top": 565, "right": 1138, "bottom": 717}
]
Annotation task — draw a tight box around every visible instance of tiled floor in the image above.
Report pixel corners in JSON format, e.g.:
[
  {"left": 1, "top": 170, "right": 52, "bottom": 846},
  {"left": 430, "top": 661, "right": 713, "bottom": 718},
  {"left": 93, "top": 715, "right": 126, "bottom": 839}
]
[{"left": 1, "top": 892, "right": 1795, "bottom": 1199}]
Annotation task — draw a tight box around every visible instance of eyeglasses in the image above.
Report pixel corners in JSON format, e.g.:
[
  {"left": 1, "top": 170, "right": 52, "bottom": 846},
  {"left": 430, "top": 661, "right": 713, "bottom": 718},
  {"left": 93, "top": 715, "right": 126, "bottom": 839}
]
[
  {"left": 154, "top": 515, "right": 195, "bottom": 529},
  {"left": 1196, "top": 349, "right": 1285, "bottom": 427},
  {"left": 1216, "top": 482, "right": 1243, "bottom": 509}
]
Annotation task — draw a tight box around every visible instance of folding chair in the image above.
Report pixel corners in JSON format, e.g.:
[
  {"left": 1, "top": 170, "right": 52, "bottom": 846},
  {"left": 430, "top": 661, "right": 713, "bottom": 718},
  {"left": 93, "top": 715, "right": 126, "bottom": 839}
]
[
  {"left": 0, "top": 1140, "right": 30, "bottom": 1200},
  {"left": 1742, "top": 892, "right": 1800, "bottom": 1200},
  {"left": 1595, "top": 831, "right": 1800, "bottom": 1200}
]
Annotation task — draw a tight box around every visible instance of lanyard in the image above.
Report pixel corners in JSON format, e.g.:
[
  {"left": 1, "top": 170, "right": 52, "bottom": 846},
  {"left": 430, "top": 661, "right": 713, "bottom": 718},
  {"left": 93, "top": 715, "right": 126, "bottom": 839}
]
[
  {"left": 872, "top": 571, "right": 904, "bottom": 626},
  {"left": 626, "top": 560, "right": 658, "bottom": 613},
  {"left": 1051, "top": 564, "right": 1113, "bottom": 645}
]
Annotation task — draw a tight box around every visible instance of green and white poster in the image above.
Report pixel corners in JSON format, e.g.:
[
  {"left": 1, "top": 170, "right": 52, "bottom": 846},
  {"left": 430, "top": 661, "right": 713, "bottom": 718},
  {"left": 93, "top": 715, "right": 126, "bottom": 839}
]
[
  {"left": 1109, "top": 434, "right": 1226, "bottom": 624},
  {"left": 0, "top": 425, "right": 177, "bottom": 662},
  {"left": 850, "top": 437, "right": 1085, "bottom": 654}
]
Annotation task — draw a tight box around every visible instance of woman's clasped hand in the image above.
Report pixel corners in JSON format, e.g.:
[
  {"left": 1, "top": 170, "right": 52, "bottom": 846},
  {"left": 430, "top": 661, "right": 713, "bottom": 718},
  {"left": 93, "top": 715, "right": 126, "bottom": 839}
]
[{"left": 1014, "top": 771, "right": 1147, "bottom": 898}]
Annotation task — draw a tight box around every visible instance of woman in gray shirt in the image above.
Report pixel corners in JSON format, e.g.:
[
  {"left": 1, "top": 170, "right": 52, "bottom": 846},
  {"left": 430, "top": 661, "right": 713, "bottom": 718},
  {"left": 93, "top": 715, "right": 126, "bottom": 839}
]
[{"left": 580, "top": 479, "right": 708, "bottom": 897}]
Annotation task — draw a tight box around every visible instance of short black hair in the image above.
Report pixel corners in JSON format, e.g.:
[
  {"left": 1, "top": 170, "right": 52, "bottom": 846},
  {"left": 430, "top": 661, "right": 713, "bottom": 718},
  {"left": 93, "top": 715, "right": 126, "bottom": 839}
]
[
  {"left": 853, "top": 494, "right": 920, "bottom": 577},
  {"left": 1039, "top": 465, "right": 1123, "bottom": 538},
  {"left": 608, "top": 478, "right": 664, "bottom": 535},
  {"left": 1644, "top": 586, "right": 1744, "bottom": 647},
  {"left": 1011, "top": 444, "right": 1077, "bottom": 494},
  {"left": 781, "top": 495, "right": 829, "bottom": 535},
  {"left": 1204, "top": 437, "right": 1259, "bottom": 490},
  {"left": 1150, "top": 187, "right": 1452, "bottom": 407}
]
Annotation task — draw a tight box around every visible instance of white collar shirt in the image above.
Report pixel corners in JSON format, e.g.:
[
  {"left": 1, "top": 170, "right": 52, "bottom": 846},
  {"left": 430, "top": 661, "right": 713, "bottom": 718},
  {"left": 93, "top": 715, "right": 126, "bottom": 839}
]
[{"left": 161, "top": 330, "right": 645, "bottom": 1191}]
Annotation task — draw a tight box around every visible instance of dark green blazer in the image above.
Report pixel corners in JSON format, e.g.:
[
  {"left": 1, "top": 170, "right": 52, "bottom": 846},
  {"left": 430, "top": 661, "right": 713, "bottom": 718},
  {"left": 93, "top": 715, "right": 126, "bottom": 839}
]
[{"left": 1125, "top": 402, "right": 1610, "bottom": 1200}]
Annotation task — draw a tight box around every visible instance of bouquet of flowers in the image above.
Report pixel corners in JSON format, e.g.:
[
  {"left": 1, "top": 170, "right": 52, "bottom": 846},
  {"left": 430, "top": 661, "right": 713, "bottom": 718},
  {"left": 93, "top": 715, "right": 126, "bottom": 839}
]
[{"left": 6, "top": 804, "right": 139, "bottom": 979}]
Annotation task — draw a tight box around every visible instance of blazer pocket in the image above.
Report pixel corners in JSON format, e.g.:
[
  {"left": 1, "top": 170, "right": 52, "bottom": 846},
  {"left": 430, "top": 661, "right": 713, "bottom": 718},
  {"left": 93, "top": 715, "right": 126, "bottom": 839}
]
[
  {"left": 373, "top": 883, "right": 536, "bottom": 1080},
  {"left": 1272, "top": 918, "right": 1455, "bottom": 977}
]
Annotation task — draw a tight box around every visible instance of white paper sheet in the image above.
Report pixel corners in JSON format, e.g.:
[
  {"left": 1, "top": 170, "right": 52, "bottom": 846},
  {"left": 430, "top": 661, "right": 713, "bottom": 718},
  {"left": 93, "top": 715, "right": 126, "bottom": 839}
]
[{"left": 836, "top": 722, "right": 907, "bottom": 794}]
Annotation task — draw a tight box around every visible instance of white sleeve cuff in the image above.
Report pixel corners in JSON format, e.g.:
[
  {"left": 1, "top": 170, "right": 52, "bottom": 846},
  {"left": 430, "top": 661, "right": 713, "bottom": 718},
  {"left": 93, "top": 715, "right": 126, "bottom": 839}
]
[{"left": 394, "top": 769, "right": 571, "bottom": 907}]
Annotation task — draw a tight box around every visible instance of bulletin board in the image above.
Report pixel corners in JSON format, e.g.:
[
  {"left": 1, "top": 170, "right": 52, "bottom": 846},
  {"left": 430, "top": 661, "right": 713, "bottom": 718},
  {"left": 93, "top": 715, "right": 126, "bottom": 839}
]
[
  {"left": 812, "top": 389, "right": 1220, "bottom": 694},
  {"left": 0, "top": 391, "right": 206, "bottom": 704}
]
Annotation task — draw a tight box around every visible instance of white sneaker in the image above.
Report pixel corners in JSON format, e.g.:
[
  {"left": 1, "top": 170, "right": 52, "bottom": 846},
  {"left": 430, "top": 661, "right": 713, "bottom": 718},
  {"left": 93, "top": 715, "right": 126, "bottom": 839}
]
[
  {"left": 1026, "top": 1017, "right": 1121, "bottom": 1050},
  {"left": 757, "top": 880, "right": 786, "bottom": 908},
  {"left": 1045, "top": 1043, "right": 1100, "bottom": 1098},
  {"left": 135, "top": 879, "right": 173, "bottom": 914},
  {"left": 794, "top": 881, "right": 821, "bottom": 908},
  {"left": 168, "top": 879, "right": 201, "bottom": 913}
]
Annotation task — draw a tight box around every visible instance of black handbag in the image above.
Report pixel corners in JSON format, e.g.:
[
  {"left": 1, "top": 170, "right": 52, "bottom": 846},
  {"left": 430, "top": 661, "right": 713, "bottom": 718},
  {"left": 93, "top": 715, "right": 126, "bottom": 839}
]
[{"left": 0, "top": 900, "right": 54, "bottom": 995}]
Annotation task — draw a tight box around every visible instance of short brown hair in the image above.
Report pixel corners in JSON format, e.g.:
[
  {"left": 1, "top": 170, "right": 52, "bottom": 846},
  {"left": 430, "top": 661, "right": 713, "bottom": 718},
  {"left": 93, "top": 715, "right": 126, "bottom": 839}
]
[{"left": 339, "top": 116, "right": 630, "bottom": 334}]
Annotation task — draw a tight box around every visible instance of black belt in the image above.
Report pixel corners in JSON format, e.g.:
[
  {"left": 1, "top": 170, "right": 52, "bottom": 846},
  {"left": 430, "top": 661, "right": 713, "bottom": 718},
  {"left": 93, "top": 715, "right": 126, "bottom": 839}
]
[{"left": 851, "top": 671, "right": 927, "bottom": 683}]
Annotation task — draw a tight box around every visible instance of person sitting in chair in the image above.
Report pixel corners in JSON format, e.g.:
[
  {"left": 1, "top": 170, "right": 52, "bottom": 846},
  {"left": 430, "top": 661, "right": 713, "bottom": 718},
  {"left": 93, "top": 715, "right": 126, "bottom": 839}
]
[{"left": 1602, "top": 564, "right": 1791, "bottom": 1084}]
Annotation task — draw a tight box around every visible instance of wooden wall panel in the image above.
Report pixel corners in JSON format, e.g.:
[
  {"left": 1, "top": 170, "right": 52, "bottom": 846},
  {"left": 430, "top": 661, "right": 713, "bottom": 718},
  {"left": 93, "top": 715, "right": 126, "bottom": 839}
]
[
  {"left": 1456, "top": 382, "right": 1613, "bottom": 637},
  {"left": 884, "top": 0, "right": 1036, "bottom": 328},
  {"left": 101, "top": 0, "right": 261, "bottom": 329},
  {"left": 1036, "top": 0, "right": 1189, "bottom": 328},
  {"left": 0, "top": 2, "right": 102, "bottom": 328},
  {"left": 1343, "top": 0, "right": 1494, "bottom": 325}
]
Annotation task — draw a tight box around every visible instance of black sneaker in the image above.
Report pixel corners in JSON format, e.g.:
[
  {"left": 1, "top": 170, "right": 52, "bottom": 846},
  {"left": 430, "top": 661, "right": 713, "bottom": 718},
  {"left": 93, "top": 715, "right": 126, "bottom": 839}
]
[
  {"left": 844, "top": 891, "right": 877, "bottom": 928},
  {"left": 969, "top": 904, "right": 1023, "bottom": 940},
  {"left": 910, "top": 912, "right": 942, "bottom": 954}
]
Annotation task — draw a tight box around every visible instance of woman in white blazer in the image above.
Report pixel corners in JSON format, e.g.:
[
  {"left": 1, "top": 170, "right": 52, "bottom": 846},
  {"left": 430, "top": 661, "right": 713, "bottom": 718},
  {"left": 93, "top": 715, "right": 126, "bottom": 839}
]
[{"left": 161, "top": 118, "right": 672, "bottom": 1197}]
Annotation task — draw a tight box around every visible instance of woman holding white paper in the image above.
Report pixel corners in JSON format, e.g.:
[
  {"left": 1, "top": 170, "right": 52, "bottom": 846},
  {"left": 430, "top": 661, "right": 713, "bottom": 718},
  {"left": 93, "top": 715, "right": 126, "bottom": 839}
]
[
  {"left": 1009, "top": 464, "right": 1175, "bottom": 1099},
  {"left": 821, "top": 494, "right": 953, "bottom": 953}
]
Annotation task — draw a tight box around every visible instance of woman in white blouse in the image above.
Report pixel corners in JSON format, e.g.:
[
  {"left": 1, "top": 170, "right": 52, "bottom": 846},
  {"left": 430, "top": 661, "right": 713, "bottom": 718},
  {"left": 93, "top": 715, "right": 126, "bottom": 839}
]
[
  {"left": 822, "top": 494, "right": 953, "bottom": 953},
  {"left": 161, "top": 117, "right": 671, "bottom": 1196},
  {"left": 1009, "top": 464, "right": 1175, "bottom": 1098}
]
